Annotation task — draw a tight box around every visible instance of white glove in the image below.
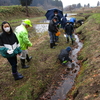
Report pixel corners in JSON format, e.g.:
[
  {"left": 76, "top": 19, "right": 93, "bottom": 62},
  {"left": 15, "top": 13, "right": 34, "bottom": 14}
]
[
  {"left": 64, "top": 34, "right": 66, "bottom": 37},
  {"left": 7, "top": 50, "right": 14, "bottom": 54}
]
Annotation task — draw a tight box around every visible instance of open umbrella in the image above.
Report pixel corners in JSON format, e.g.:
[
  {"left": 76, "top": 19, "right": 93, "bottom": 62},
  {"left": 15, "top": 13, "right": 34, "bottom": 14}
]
[{"left": 45, "top": 8, "right": 63, "bottom": 20}]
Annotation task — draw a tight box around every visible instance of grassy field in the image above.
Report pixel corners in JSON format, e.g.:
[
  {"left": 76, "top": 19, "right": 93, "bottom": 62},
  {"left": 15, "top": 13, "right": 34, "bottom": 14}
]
[
  {"left": 0, "top": 5, "right": 73, "bottom": 100},
  {"left": 0, "top": 27, "right": 75, "bottom": 100},
  {"left": 0, "top": 6, "right": 100, "bottom": 100},
  {"left": 0, "top": 5, "right": 45, "bottom": 33}
]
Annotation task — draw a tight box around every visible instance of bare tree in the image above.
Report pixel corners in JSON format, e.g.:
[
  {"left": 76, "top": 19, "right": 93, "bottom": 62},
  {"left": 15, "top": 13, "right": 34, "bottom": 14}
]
[
  {"left": 97, "top": 1, "right": 100, "bottom": 6},
  {"left": 87, "top": 3, "right": 90, "bottom": 8}
]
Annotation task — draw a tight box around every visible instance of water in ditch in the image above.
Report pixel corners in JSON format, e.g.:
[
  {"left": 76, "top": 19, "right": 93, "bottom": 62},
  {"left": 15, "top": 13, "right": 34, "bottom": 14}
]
[
  {"left": 33, "top": 13, "right": 83, "bottom": 100},
  {"left": 50, "top": 34, "right": 83, "bottom": 100}
]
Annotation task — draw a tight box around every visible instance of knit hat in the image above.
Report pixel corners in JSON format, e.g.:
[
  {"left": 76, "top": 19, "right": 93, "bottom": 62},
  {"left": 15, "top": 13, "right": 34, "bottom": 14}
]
[{"left": 66, "top": 46, "right": 71, "bottom": 51}]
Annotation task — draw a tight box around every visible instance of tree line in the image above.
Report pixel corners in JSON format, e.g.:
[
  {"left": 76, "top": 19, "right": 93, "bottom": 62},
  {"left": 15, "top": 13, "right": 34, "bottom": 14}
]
[
  {"left": 64, "top": 1, "right": 100, "bottom": 11},
  {"left": 0, "top": 0, "right": 63, "bottom": 10}
]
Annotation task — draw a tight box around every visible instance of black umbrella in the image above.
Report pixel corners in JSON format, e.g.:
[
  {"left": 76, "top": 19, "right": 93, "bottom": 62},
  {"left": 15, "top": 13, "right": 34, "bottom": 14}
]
[{"left": 45, "top": 8, "right": 63, "bottom": 20}]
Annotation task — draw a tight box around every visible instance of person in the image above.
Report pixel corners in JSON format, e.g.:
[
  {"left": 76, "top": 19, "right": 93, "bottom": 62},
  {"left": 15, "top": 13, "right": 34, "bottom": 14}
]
[
  {"left": 61, "top": 14, "right": 67, "bottom": 29},
  {"left": 76, "top": 19, "right": 84, "bottom": 26},
  {"left": 69, "top": 17, "right": 76, "bottom": 26},
  {"left": 58, "top": 46, "right": 74, "bottom": 65},
  {"left": 64, "top": 21, "right": 74, "bottom": 45},
  {"left": 0, "top": 21, "right": 23, "bottom": 80},
  {"left": 53, "top": 10, "right": 61, "bottom": 43},
  {"left": 53, "top": 10, "right": 61, "bottom": 23},
  {"left": 48, "top": 17, "right": 58, "bottom": 49},
  {"left": 14, "top": 19, "right": 32, "bottom": 68}
]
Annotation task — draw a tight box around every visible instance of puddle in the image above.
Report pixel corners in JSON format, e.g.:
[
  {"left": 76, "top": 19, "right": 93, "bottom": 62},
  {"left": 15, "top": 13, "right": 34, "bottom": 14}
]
[
  {"left": 40, "top": 19, "right": 50, "bottom": 23},
  {"left": 67, "top": 13, "right": 77, "bottom": 20},
  {"left": 33, "top": 24, "right": 48, "bottom": 33},
  {"left": 33, "top": 20, "right": 49, "bottom": 33},
  {"left": 50, "top": 34, "right": 83, "bottom": 100}
]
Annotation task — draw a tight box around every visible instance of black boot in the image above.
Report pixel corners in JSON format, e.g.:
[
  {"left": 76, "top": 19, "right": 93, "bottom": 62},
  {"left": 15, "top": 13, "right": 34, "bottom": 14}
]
[
  {"left": 26, "top": 54, "right": 32, "bottom": 62},
  {"left": 71, "top": 39, "right": 74, "bottom": 45},
  {"left": 53, "top": 42, "right": 57, "bottom": 46},
  {"left": 13, "top": 73, "right": 23, "bottom": 80},
  {"left": 20, "top": 59, "right": 29, "bottom": 68},
  {"left": 66, "top": 37, "right": 69, "bottom": 43},
  {"left": 17, "top": 72, "right": 22, "bottom": 76},
  {"left": 50, "top": 43, "right": 55, "bottom": 49}
]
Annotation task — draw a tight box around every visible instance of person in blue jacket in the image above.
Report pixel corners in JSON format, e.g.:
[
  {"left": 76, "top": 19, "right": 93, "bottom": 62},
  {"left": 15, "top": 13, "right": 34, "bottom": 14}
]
[
  {"left": 61, "top": 14, "right": 67, "bottom": 29},
  {"left": 69, "top": 17, "right": 76, "bottom": 25},
  {"left": 0, "top": 21, "right": 23, "bottom": 80}
]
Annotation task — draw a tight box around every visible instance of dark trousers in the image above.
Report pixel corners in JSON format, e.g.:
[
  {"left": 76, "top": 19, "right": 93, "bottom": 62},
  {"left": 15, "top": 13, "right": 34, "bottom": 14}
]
[
  {"left": 49, "top": 31, "right": 55, "bottom": 43},
  {"left": 7, "top": 56, "right": 17, "bottom": 74},
  {"left": 55, "top": 36, "right": 59, "bottom": 42}
]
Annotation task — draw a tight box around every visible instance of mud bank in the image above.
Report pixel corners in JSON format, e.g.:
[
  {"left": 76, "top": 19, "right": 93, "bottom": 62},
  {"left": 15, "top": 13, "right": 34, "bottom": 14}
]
[{"left": 67, "top": 13, "right": 100, "bottom": 100}]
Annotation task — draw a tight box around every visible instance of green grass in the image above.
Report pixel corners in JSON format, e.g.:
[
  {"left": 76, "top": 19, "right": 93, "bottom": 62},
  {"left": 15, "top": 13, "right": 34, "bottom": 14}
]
[
  {"left": 89, "top": 13, "right": 100, "bottom": 24},
  {"left": 68, "top": 13, "right": 100, "bottom": 100},
  {"left": 0, "top": 28, "right": 73, "bottom": 99}
]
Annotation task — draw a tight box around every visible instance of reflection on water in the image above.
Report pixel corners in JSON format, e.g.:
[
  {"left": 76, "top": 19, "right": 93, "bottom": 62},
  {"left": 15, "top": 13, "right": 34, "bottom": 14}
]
[
  {"left": 40, "top": 19, "right": 50, "bottom": 23},
  {"left": 67, "top": 13, "right": 77, "bottom": 20},
  {"left": 33, "top": 24, "right": 48, "bottom": 33}
]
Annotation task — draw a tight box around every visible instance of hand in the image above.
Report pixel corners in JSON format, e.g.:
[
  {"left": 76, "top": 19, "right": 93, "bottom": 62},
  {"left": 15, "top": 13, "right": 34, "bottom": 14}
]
[
  {"left": 72, "top": 60, "right": 75, "bottom": 62},
  {"left": 7, "top": 50, "right": 14, "bottom": 54},
  {"left": 18, "top": 53, "right": 22, "bottom": 56}
]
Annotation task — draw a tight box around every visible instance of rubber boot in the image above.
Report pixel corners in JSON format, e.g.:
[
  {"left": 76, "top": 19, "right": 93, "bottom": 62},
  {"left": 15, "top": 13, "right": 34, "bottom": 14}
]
[
  {"left": 20, "top": 59, "right": 29, "bottom": 68},
  {"left": 50, "top": 43, "right": 55, "bottom": 49},
  {"left": 66, "top": 37, "right": 69, "bottom": 43},
  {"left": 71, "top": 38, "right": 74, "bottom": 45},
  {"left": 53, "top": 42, "right": 57, "bottom": 46},
  {"left": 13, "top": 72, "right": 23, "bottom": 80},
  {"left": 17, "top": 72, "right": 22, "bottom": 76},
  {"left": 26, "top": 54, "right": 32, "bottom": 62}
]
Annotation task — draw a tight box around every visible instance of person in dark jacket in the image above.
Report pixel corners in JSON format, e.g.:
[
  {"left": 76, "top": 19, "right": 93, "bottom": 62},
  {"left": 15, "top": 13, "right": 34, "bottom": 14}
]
[
  {"left": 53, "top": 10, "right": 61, "bottom": 24},
  {"left": 76, "top": 19, "right": 84, "bottom": 26},
  {"left": 0, "top": 21, "right": 23, "bottom": 80},
  {"left": 48, "top": 17, "right": 58, "bottom": 48},
  {"left": 53, "top": 10, "right": 61, "bottom": 43},
  {"left": 58, "top": 46, "right": 74, "bottom": 65},
  {"left": 65, "top": 21, "right": 74, "bottom": 45},
  {"left": 61, "top": 14, "right": 67, "bottom": 29}
]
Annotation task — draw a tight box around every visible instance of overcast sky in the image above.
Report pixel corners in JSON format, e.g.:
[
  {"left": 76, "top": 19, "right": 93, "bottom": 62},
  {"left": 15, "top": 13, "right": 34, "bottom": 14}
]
[{"left": 61, "top": 0, "right": 99, "bottom": 7}]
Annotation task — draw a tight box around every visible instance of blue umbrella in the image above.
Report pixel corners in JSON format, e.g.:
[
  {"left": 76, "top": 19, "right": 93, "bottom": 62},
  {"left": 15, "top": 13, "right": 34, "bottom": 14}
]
[{"left": 45, "top": 8, "right": 63, "bottom": 20}]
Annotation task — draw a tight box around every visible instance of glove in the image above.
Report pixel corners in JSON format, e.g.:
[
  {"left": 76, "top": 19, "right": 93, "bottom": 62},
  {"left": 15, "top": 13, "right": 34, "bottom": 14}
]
[{"left": 7, "top": 50, "right": 14, "bottom": 54}]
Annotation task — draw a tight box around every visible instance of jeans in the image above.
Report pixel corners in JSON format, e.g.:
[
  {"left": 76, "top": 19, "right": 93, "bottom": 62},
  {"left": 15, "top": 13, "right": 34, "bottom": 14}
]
[
  {"left": 66, "top": 34, "right": 73, "bottom": 39},
  {"left": 7, "top": 56, "right": 17, "bottom": 73},
  {"left": 48, "top": 31, "right": 55, "bottom": 43}
]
